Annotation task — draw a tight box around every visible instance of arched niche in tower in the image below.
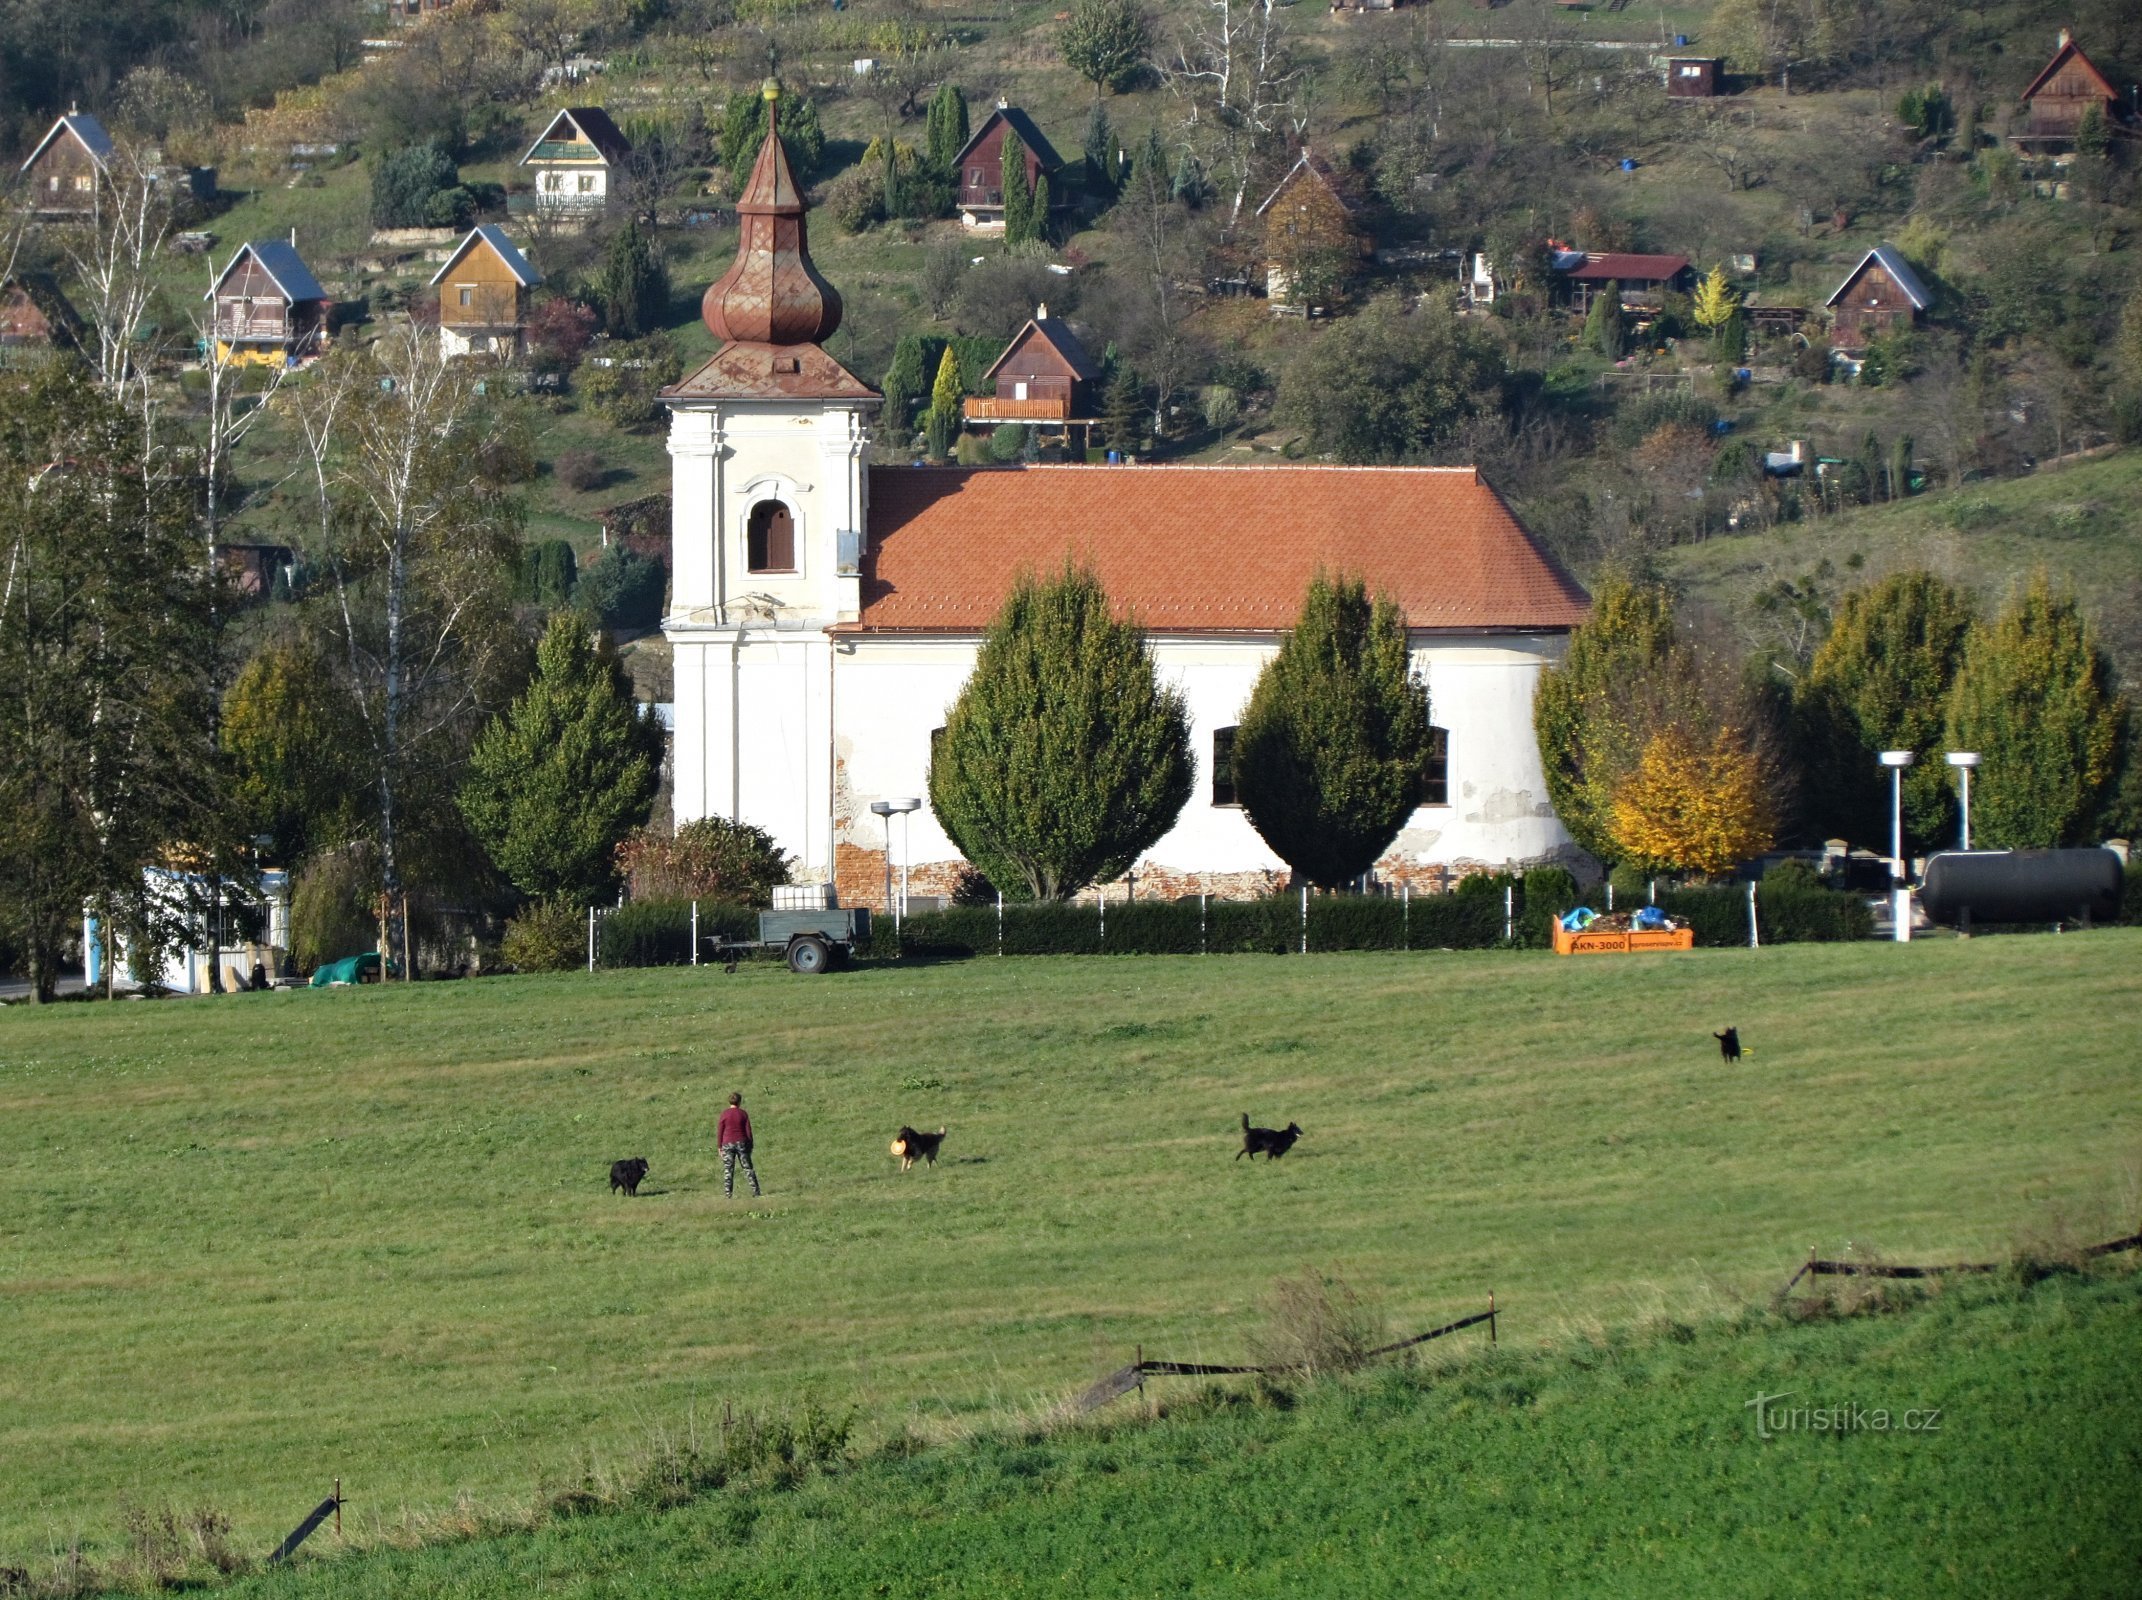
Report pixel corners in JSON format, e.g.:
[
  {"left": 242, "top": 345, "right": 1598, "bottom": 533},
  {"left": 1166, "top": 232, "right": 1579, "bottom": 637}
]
[{"left": 745, "top": 496, "right": 797, "bottom": 575}]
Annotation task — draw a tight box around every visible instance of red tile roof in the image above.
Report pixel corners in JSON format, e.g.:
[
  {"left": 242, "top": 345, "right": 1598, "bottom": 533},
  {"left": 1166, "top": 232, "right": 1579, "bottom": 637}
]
[
  {"left": 1562, "top": 252, "right": 1691, "bottom": 283},
  {"left": 851, "top": 465, "right": 1590, "bottom": 634}
]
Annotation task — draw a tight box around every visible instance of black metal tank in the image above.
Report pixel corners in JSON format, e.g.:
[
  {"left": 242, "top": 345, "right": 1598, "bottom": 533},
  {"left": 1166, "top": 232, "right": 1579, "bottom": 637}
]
[{"left": 1918, "top": 848, "right": 2124, "bottom": 925}]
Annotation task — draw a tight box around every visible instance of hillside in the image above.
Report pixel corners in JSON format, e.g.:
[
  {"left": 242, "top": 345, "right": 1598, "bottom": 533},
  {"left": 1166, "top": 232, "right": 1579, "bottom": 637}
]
[{"left": 2, "top": 933, "right": 2138, "bottom": 1567}]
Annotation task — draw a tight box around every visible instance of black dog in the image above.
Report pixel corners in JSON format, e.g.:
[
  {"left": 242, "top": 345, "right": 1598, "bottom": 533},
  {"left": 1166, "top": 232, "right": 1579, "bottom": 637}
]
[
  {"left": 1237, "top": 1113, "right": 1303, "bottom": 1161},
  {"left": 609, "top": 1157, "right": 649, "bottom": 1196},
  {"left": 1713, "top": 1027, "right": 1742, "bottom": 1065},
  {"left": 890, "top": 1126, "right": 947, "bottom": 1170}
]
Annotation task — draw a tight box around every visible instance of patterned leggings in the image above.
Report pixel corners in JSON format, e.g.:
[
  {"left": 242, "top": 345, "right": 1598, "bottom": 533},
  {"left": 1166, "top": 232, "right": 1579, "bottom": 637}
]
[{"left": 720, "top": 1142, "right": 760, "bottom": 1198}]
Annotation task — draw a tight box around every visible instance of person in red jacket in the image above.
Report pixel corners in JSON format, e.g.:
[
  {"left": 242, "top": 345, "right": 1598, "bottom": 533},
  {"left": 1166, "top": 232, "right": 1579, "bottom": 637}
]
[{"left": 716, "top": 1092, "right": 760, "bottom": 1199}]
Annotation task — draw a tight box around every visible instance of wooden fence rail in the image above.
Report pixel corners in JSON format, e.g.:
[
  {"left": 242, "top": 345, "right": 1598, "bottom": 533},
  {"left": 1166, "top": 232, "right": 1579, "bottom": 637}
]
[
  {"left": 1777, "top": 1230, "right": 2142, "bottom": 1299},
  {"left": 1076, "top": 1295, "right": 1497, "bottom": 1413}
]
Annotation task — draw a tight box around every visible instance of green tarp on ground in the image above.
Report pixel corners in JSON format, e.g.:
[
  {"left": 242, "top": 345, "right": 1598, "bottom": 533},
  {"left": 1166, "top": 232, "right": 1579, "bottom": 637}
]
[{"left": 308, "top": 951, "right": 381, "bottom": 987}]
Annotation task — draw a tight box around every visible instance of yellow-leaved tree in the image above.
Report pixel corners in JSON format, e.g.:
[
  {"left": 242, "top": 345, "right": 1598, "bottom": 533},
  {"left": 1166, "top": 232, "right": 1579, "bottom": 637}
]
[
  {"left": 1691, "top": 265, "right": 1741, "bottom": 356},
  {"left": 1610, "top": 722, "right": 1776, "bottom": 877}
]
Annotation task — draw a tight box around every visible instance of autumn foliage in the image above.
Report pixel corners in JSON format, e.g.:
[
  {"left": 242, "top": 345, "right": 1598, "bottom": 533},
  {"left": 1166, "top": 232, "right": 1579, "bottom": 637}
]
[{"left": 1610, "top": 723, "right": 1777, "bottom": 876}]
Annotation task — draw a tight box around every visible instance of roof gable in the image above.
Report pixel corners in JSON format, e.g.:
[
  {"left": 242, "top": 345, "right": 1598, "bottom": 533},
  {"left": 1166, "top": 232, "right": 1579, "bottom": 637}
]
[
  {"left": 854, "top": 465, "right": 1590, "bottom": 634},
  {"left": 1825, "top": 245, "right": 1931, "bottom": 310},
  {"left": 521, "top": 106, "right": 633, "bottom": 166},
  {"left": 1255, "top": 149, "right": 1361, "bottom": 219},
  {"left": 953, "top": 106, "right": 1065, "bottom": 173},
  {"left": 20, "top": 111, "right": 113, "bottom": 174},
  {"left": 983, "top": 314, "right": 1101, "bottom": 384},
  {"left": 0, "top": 272, "right": 85, "bottom": 347},
  {"left": 2021, "top": 39, "right": 2119, "bottom": 103},
  {"left": 209, "top": 240, "right": 329, "bottom": 304},
  {"left": 429, "top": 224, "right": 542, "bottom": 288}
]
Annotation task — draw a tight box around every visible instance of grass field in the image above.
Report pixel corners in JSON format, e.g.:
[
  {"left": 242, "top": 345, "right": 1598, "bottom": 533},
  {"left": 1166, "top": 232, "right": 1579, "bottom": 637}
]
[
  {"left": 2, "top": 935, "right": 2139, "bottom": 1570},
  {"left": 211, "top": 1269, "right": 2142, "bottom": 1598}
]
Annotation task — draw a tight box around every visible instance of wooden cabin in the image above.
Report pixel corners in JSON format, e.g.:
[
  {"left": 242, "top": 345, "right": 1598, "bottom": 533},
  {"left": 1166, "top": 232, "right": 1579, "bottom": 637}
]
[
  {"left": 2015, "top": 32, "right": 2121, "bottom": 148},
  {"left": 1556, "top": 251, "right": 1693, "bottom": 310},
  {"left": 17, "top": 112, "right": 113, "bottom": 218},
  {"left": 1665, "top": 57, "right": 1723, "bottom": 98},
  {"left": 0, "top": 273, "right": 84, "bottom": 364},
  {"left": 519, "top": 107, "right": 632, "bottom": 211},
  {"left": 429, "top": 224, "right": 542, "bottom": 358},
  {"left": 964, "top": 305, "right": 1101, "bottom": 441},
  {"left": 954, "top": 103, "right": 1065, "bottom": 233},
  {"left": 1254, "top": 149, "right": 1374, "bottom": 306},
  {"left": 1825, "top": 245, "right": 1931, "bottom": 346},
  {"left": 206, "top": 239, "right": 331, "bottom": 366}
]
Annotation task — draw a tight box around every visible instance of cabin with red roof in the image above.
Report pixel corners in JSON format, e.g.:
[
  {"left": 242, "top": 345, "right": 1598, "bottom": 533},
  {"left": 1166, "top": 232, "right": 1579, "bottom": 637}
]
[
  {"left": 657, "top": 89, "right": 1595, "bottom": 910},
  {"left": 2014, "top": 31, "right": 2122, "bottom": 149},
  {"left": 1555, "top": 251, "right": 1693, "bottom": 310}
]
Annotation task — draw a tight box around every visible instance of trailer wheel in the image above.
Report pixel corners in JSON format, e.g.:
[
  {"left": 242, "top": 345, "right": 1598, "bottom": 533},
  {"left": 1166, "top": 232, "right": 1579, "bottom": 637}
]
[{"left": 786, "top": 935, "right": 831, "bottom": 974}]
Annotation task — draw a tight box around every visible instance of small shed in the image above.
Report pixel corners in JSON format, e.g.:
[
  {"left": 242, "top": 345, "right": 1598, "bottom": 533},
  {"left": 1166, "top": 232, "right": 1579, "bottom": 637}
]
[
  {"left": 1825, "top": 244, "right": 1931, "bottom": 346},
  {"left": 206, "top": 239, "right": 331, "bottom": 365},
  {"left": 1665, "top": 57, "right": 1723, "bottom": 98},
  {"left": 2016, "top": 31, "right": 2120, "bottom": 147},
  {"left": 1557, "top": 251, "right": 1692, "bottom": 309},
  {"left": 520, "top": 107, "right": 632, "bottom": 210},
  {"left": 953, "top": 102, "right": 1065, "bottom": 232},
  {"left": 0, "top": 272, "right": 84, "bottom": 362},
  {"left": 964, "top": 303, "right": 1101, "bottom": 437},
  {"left": 17, "top": 111, "right": 113, "bottom": 217},
  {"left": 429, "top": 224, "right": 542, "bottom": 357},
  {"left": 1255, "top": 149, "right": 1374, "bottom": 305}
]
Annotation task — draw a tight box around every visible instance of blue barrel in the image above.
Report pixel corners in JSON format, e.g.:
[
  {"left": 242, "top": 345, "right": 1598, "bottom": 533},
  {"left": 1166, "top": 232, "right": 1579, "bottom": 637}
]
[{"left": 1919, "top": 848, "right": 2124, "bottom": 925}]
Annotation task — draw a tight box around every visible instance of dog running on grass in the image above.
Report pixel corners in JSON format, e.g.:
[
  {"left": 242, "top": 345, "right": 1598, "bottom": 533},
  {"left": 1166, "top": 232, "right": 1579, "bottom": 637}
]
[
  {"left": 1237, "top": 1113, "right": 1303, "bottom": 1161},
  {"left": 609, "top": 1157, "right": 650, "bottom": 1196},
  {"left": 889, "top": 1126, "right": 947, "bottom": 1171},
  {"left": 1713, "top": 1027, "right": 1743, "bottom": 1065}
]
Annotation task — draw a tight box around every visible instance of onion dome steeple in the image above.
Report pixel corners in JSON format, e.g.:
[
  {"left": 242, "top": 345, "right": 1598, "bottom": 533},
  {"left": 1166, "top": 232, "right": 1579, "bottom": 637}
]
[{"left": 701, "top": 81, "right": 843, "bottom": 347}]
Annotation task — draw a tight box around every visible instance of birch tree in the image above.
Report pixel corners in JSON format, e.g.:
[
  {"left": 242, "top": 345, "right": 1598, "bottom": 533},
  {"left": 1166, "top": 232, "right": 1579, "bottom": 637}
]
[{"left": 1162, "top": 0, "right": 1300, "bottom": 226}]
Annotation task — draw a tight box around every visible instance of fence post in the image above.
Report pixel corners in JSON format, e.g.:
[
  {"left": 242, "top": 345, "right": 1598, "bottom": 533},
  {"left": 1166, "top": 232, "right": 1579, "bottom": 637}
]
[
  {"left": 334, "top": 1478, "right": 341, "bottom": 1540},
  {"left": 1649, "top": 877, "right": 1657, "bottom": 907},
  {"left": 691, "top": 900, "right": 699, "bottom": 966},
  {"left": 1099, "top": 884, "right": 1106, "bottom": 947},
  {"left": 1300, "top": 885, "right": 1308, "bottom": 955},
  {"left": 587, "top": 905, "right": 595, "bottom": 972},
  {"left": 997, "top": 889, "right": 1004, "bottom": 956},
  {"left": 1504, "top": 884, "right": 1514, "bottom": 944},
  {"left": 1746, "top": 880, "right": 1759, "bottom": 949},
  {"left": 1200, "top": 891, "right": 1207, "bottom": 954},
  {"left": 1403, "top": 882, "right": 1410, "bottom": 950},
  {"left": 1488, "top": 1290, "right": 1497, "bottom": 1344}
]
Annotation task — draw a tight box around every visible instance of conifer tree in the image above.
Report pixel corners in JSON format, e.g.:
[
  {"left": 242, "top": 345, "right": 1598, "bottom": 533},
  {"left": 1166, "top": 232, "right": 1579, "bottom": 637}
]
[
  {"left": 1942, "top": 574, "right": 2125, "bottom": 848},
  {"left": 1029, "top": 170, "right": 1051, "bottom": 243},
  {"left": 1792, "top": 570, "right": 1975, "bottom": 851},
  {"left": 1000, "top": 129, "right": 1033, "bottom": 243},
  {"left": 1583, "top": 280, "right": 1624, "bottom": 358},
  {"left": 596, "top": 219, "right": 669, "bottom": 339},
  {"left": 1082, "top": 101, "right": 1116, "bottom": 197},
  {"left": 1232, "top": 575, "right": 1433, "bottom": 888},
  {"left": 929, "top": 564, "right": 1192, "bottom": 900},
  {"left": 929, "top": 344, "right": 963, "bottom": 423},
  {"left": 924, "top": 83, "right": 968, "bottom": 173},
  {"left": 1101, "top": 365, "right": 1143, "bottom": 452},
  {"left": 459, "top": 612, "right": 664, "bottom": 901}
]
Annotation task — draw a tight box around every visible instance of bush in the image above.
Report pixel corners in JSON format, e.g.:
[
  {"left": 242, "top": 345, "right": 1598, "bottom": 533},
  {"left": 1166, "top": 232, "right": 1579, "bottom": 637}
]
[
  {"left": 517, "top": 538, "right": 579, "bottom": 605},
  {"left": 823, "top": 165, "right": 884, "bottom": 233},
  {"left": 617, "top": 817, "right": 793, "bottom": 904},
  {"left": 599, "top": 899, "right": 758, "bottom": 967},
  {"left": 890, "top": 893, "right": 1505, "bottom": 958},
  {"left": 370, "top": 143, "right": 459, "bottom": 228},
  {"left": 502, "top": 896, "right": 585, "bottom": 972},
  {"left": 556, "top": 449, "right": 604, "bottom": 492},
  {"left": 577, "top": 546, "right": 666, "bottom": 630},
  {"left": 987, "top": 423, "right": 1029, "bottom": 463},
  {"left": 1658, "top": 879, "right": 1873, "bottom": 946}
]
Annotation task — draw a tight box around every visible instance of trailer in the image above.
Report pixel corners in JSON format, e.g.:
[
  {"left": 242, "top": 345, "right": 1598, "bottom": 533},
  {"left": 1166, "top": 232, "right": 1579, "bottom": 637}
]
[{"left": 708, "top": 907, "right": 872, "bottom": 973}]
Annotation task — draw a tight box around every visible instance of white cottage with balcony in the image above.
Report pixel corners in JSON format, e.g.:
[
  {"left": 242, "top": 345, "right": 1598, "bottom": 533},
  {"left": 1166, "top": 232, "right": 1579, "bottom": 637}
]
[{"left": 662, "top": 92, "right": 1592, "bottom": 911}]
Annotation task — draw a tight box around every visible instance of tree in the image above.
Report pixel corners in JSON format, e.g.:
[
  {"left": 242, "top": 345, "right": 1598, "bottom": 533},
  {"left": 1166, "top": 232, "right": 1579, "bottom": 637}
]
[
  {"left": 1582, "top": 280, "right": 1624, "bottom": 359},
  {"left": 1274, "top": 296, "right": 1505, "bottom": 464},
  {"left": 1532, "top": 575, "right": 1681, "bottom": 867},
  {"left": 0, "top": 363, "right": 230, "bottom": 999},
  {"left": 929, "top": 565, "right": 1192, "bottom": 900},
  {"left": 1609, "top": 723, "right": 1776, "bottom": 876},
  {"left": 1692, "top": 265, "right": 1741, "bottom": 356},
  {"left": 1059, "top": 0, "right": 1151, "bottom": 99},
  {"left": 223, "top": 639, "right": 362, "bottom": 866},
  {"left": 596, "top": 219, "right": 669, "bottom": 339},
  {"left": 1792, "top": 572, "right": 1975, "bottom": 851},
  {"left": 924, "top": 83, "right": 969, "bottom": 173},
  {"left": 460, "top": 612, "right": 663, "bottom": 901},
  {"left": 1000, "top": 129, "right": 1033, "bottom": 245},
  {"left": 1102, "top": 366, "right": 1145, "bottom": 452},
  {"left": 721, "top": 84, "right": 825, "bottom": 190},
  {"left": 1232, "top": 575, "right": 1433, "bottom": 888},
  {"left": 1029, "top": 171, "right": 1052, "bottom": 244},
  {"left": 929, "top": 344, "right": 963, "bottom": 430},
  {"left": 370, "top": 143, "right": 461, "bottom": 229},
  {"left": 1082, "top": 101, "right": 1117, "bottom": 197},
  {"left": 1942, "top": 575, "right": 2125, "bottom": 849},
  {"left": 618, "top": 816, "right": 794, "bottom": 904}
]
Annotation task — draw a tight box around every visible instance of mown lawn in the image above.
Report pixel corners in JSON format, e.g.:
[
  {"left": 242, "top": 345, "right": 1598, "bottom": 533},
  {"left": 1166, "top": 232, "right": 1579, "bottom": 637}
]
[{"left": 1, "top": 934, "right": 2138, "bottom": 1564}]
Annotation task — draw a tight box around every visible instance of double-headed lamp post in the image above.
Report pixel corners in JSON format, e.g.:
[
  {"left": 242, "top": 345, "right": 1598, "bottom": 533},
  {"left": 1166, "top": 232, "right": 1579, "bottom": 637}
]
[
  {"left": 869, "top": 797, "right": 922, "bottom": 930},
  {"left": 1945, "top": 751, "right": 1980, "bottom": 851},
  {"left": 1879, "top": 750, "right": 1915, "bottom": 943}
]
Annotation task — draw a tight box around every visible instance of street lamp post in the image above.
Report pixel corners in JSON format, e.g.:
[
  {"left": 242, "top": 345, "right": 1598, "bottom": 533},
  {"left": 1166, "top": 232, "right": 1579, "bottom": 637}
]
[
  {"left": 1946, "top": 751, "right": 1980, "bottom": 851},
  {"left": 1880, "top": 750, "right": 1915, "bottom": 943},
  {"left": 870, "top": 797, "right": 922, "bottom": 931}
]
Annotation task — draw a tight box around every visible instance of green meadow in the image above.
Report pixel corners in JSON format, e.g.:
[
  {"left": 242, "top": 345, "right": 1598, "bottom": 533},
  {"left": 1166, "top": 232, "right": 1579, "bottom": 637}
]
[{"left": 1, "top": 934, "right": 2138, "bottom": 1571}]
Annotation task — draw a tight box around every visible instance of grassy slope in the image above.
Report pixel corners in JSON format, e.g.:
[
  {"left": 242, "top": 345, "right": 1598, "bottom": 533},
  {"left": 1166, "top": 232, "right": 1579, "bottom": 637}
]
[
  {"left": 2, "top": 935, "right": 2139, "bottom": 1560},
  {"left": 1662, "top": 448, "right": 2142, "bottom": 673},
  {"left": 213, "top": 1270, "right": 2142, "bottom": 1598}
]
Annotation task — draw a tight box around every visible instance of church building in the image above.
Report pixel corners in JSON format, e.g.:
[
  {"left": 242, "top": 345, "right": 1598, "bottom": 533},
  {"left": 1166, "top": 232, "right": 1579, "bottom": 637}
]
[{"left": 662, "top": 90, "right": 1592, "bottom": 910}]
